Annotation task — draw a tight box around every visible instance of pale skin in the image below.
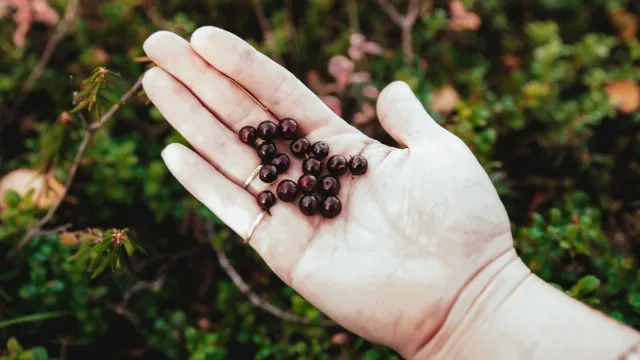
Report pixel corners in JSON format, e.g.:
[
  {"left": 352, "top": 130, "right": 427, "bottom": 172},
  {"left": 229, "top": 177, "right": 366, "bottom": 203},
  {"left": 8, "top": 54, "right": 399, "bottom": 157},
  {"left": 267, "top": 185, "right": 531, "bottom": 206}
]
[{"left": 142, "top": 27, "right": 640, "bottom": 359}]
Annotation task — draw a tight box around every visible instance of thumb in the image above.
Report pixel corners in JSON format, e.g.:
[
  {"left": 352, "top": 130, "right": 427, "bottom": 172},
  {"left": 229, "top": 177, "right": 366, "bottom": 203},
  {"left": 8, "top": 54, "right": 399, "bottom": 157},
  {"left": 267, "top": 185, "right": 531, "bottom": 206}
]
[{"left": 376, "top": 81, "right": 441, "bottom": 147}]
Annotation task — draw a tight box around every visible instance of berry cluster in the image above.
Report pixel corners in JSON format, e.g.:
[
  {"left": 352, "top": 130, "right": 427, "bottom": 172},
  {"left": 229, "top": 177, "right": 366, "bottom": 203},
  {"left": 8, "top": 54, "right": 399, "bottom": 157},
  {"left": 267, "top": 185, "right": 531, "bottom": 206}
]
[{"left": 238, "top": 119, "right": 368, "bottom": 219}]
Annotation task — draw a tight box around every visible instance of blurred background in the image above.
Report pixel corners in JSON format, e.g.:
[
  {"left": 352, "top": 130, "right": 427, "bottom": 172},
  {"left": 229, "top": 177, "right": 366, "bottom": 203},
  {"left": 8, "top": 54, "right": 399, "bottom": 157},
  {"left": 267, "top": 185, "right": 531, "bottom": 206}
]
[{"left": 0, "top": 0, "right": 639, "bottom": 359}]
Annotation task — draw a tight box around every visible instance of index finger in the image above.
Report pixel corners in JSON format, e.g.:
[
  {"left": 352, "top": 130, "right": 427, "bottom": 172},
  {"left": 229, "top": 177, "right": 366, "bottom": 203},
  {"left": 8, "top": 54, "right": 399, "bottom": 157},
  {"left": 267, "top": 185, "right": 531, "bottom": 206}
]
[{"left": 189, "top": 26, "right": 356, "bottom": 137}]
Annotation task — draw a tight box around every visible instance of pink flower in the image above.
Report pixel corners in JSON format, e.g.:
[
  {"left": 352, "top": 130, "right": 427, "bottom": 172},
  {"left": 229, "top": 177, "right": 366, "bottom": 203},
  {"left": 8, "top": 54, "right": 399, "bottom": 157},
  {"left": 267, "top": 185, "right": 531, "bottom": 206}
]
[
  {"left": 348, "top": 33, "right": 383, "bottom": 61},
  {"left": 0, "top": 0, "right": 59, "bottom": 47},
  {"left": 350, "top": 71, "right": 371, "bottom": 84},
  {"left": 361, "top": 85, "right": 379, "bottom": 99},
  {"left": 321, "top": 95, "right": 342, "bottom": 117},
  {"left": 328, "top": 55, "right": 354, "bottom": 86},
  {"left": 352, "top": 102, "right": 376, "bottom": 125},
  {"left": 449, "top": 0, "right": 481, "bottom": 32}
]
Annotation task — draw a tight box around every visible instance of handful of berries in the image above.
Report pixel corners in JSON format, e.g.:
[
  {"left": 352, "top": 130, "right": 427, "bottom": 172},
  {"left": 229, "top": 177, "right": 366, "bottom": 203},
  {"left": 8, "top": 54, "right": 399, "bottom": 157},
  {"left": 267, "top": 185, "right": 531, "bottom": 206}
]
[{"left": 239, "top": 119, "right": 368, "bottom": 219}]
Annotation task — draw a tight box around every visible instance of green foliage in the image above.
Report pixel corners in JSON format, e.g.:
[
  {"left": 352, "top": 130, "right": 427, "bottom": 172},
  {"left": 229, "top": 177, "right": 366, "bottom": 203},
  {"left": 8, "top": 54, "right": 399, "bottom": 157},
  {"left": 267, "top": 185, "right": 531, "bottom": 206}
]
[{"left": 0, "top": 0, "right": 639, "bottom": 359}]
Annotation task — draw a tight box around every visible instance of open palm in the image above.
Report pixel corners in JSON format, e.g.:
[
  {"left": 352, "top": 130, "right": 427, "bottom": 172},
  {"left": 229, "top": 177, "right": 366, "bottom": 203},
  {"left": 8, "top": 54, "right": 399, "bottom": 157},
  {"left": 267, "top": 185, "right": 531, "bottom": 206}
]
[{"left": 143, "top": 27, "right": 517, "bottom": 357}]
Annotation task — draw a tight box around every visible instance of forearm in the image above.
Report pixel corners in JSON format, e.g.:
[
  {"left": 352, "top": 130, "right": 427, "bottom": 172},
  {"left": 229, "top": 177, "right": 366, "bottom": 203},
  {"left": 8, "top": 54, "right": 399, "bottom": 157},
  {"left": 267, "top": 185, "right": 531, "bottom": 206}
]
[{"left": 413, "top": 256, "right": 640, "bottom": 360}]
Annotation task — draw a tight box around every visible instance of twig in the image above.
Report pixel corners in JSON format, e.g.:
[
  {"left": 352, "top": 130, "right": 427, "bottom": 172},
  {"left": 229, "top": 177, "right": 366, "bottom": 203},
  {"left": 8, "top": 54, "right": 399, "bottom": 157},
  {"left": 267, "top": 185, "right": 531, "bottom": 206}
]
[
  {"left": 10, "top": 76, "right": 144, "bottom": 257},
  {"left": 36, "top": 223, "right": 73, "bottom": 236},
  {"left": 347, "top": 0, "right": 361, "bottom": 33},
  {"left": 206, "top": 223, "right": 336, "bottom": 326},
  {"left": 376, "top": 0, "right": 421, "bottom": 64},
  {"left": 250, "top": 0, "right": 284, "bottom": 65},
  {"left": 0, "top": 0, "right": 81, "bottom": 135}
]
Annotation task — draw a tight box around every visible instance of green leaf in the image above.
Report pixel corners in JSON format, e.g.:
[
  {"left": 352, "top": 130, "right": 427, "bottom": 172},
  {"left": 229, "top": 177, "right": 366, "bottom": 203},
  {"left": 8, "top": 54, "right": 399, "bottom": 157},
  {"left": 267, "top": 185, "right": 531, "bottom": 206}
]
[
  {"left": 628, "top": 293, "right": 640, "bottom": 309},
  {"left": 570, "top": 275, "right": 601, "bottom": 298},
  {"left": 91, "top": 256, "right": 110, "bottom": 279},
  {"left": 126, "top": 238, "right": 147, "bottom": 254},
  {"left": 3, "top": 190, "right": 21, "bottom": 208},
  {"left": 7, "top": 337, "right": 22, "bottom": 353},
  {"left": 70, "top": 97, "right": 90, "bottom": 114},
  {"left": 83, "top": 71, "right": 100, "bottom": 84},
  {"left": 120, "top": 247, "right": 135, "bottom": 275},
  {"left": 100, "top": 90, "right": 122, "bottom": 104},
  {"left": 31, "top": 347, "right": 49, "bottom": 360}
]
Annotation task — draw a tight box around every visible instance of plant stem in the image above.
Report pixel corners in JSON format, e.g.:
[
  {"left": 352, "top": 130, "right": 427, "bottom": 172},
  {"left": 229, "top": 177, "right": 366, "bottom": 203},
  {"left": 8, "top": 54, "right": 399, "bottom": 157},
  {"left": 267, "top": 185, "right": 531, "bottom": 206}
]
[{"left": 0, "top": 311, "right": 71, "bottom": 329}]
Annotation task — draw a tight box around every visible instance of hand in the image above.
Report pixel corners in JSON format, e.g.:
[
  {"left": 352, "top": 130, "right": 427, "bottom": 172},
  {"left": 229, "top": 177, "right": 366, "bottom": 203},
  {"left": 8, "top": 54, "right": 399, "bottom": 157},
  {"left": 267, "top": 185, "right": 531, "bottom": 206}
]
[{"left": 142, "top": 27, "right": 517, "bottom": 357}]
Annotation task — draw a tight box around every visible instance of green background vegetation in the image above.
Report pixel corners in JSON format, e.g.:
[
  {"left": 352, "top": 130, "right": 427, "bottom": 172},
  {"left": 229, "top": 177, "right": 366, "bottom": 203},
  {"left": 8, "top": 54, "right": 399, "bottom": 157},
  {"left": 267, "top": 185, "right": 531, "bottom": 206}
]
[{"left": 0, "top": 0, "right": 639, "bottom": 359}]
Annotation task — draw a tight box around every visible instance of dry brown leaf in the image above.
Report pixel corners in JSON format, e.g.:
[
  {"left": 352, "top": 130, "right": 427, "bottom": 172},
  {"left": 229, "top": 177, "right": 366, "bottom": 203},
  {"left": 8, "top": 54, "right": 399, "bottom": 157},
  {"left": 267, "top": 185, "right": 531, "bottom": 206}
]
[
  {"left": 611, "top": 10, "right": 638, "bottom": 41},
  {"left": 59, "top": 232, "right": 80, "bottom": 246},
  {"left": 429, "top": 84, "right": 460, "bottom": 114},
  {"left": 605, "top": 80, "right": 640, "bottom": 114}
]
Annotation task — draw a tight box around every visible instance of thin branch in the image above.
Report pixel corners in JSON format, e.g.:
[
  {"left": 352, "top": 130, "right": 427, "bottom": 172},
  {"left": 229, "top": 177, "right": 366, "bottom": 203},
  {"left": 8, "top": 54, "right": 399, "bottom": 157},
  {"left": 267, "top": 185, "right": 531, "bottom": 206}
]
[
  {"left": 250, "top": 0, "right": 284, "bottom": 65},
  {"left": 10, "top": 76, "right": 144, "bottom": 257},
  {"left": 347, "top": 0, "right": 361, "bottom": 33},
  {"left": 36, "top": 223, "right": 73, "bottom": 236},
  {"left": 206, "top": 223, "right": 336, "bottom": 326},
  {"left": 376, "top": 0, "right": 405, "bottom": 25},
  {"left": 1, "top": 0, "right": 81, "bottom": 135},
  {"left": 376, "top": 0, "right": 421, "bottom": 64}
]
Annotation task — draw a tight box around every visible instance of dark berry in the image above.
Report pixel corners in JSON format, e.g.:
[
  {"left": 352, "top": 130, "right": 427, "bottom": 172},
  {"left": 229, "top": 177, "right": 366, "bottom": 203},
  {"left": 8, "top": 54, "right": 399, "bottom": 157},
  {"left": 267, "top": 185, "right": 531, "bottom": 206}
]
[
  {"left": 299, "top": 195, "right": 320, "bottom": 216},
  {"left": 259, "top": 165, "right": 278, "bottom": 183},
  {"left": 278, "top": 118, "right": 298, "bottom": 140},
  {"left": 257, "top": 120, "right": 278, "bottom": 141},
  {"left": 311, "top": 141, "right": 329, "bottom": 160},
  {"left": 290, "top": 138, "right": 310, "bottom": 158},
  {"left": 270, "top": 154, "right": 290, "bottom": 173},
  {"left": 302, "top": 158, "right": 323, "bottom": 176},
  {"left": 257, "top": 190, "right": 276, "bottom": 210},
  {"left": 276, "top": 180, "right": 298, "bottom": 202},
  {"left": 239, "top": 126, "right": 257, "bottom": 146},
  {"left": 297, "top": 174, "right": 317, "bottom": 195},
  {"left": 321, "top": 196, "right": 342, "bottom": 219},
  {"left": 349, "top": 155, "right": 368, "bottom": 175},
  {"left": 327, "top": 155, "right": 348, "bottom": 177},
  {"left": 257, "top": 142, "right": 276, "bottom": 162},
  {"left": 319, "top": 176, "right": 341, "bottom": 196}
]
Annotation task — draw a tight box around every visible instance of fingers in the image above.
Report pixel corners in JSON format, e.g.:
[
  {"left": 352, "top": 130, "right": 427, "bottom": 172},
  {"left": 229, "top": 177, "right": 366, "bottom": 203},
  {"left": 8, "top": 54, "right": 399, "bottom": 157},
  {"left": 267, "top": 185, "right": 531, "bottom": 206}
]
[
  {"left": 161, "top": 143, "right": 317, "bottom": 285},
  {"left": 143, "top": 31, "right": 273, "bottom": 135},
  {"left": 189, "top": 26, "right": 354, "bottom": 136},
  {"left": 143, "top": 66, "right": 273, "bottom": 194},
  {"left": 161, "top": 143, "right": 261, "bottom": 240},
  {"left": 377, "top": 81, "right": 441, "bottom": 147}
]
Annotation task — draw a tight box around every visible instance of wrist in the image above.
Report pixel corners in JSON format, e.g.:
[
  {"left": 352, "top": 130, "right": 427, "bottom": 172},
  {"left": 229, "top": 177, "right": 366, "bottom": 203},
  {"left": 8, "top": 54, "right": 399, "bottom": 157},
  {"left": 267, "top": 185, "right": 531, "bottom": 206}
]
[
  {"left": 413, "top": 256, "right": 640, "bottom": 360},
  {"left": 408, "top": 247, "right": 530, "bottom": 359}
]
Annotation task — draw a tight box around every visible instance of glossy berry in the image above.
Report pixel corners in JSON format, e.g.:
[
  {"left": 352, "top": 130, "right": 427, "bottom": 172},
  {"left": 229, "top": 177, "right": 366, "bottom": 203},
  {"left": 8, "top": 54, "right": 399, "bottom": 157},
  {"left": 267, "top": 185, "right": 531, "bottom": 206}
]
[
  {"left": 320, "top": 176, "right": 341, "bottom": 196},
  {"left": 299, "top": 195, "right": 320, "bottom": 216},
  {"left": 321, "top": 196, "right": 342, "bottom": 219},
  {"left": 276, "top": 180, "right": 298, "bottom": 202},
  {"left": 302, "top": 158, "right": 323, "bottom": 176},
  {"left": 278, "top": 118, "right": 298, "bottom": 140},
  {"left": 311, "top": 141, "right": 329, "bottom": 160},
  {"left": 257, "top": 142, "right": 276, "bottom": 162},
  {"left": 257, "top": 120, "right": 278, "bottom": 141},
  {"left": 290, "top": 138, "right": 310, "bottom": 158},
  {"left": 259, "top": 165, "right": 278, "bottom": 183},
  {"left": 239, "top": 126, "right": 257, "bottom": 146},
  {"left": 270, "top": 154, "right": 290, "bottom": 173},
  {"left": 257, "top": 190, "right": 276, "bottom": 210},
  {"left": 327, "top": 155, "right": 348, "bottom": 177},
  {"left": 349, "top": 155, "right": 368, "bottom": 175},
  {"left": 297, "top": 174, "right": 317, "bottom": 195}
]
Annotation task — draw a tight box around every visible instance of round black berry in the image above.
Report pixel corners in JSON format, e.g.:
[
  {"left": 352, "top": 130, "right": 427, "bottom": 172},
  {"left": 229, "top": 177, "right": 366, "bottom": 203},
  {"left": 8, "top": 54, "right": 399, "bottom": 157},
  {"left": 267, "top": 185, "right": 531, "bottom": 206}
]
[
  {"left": 276, "top": 180, "right": 298, "bottom": 202},
  {"left": 259, "top": 165, "right": 278, "bottom": 183},
  {"left": 311, "top": 141, "right": 329, "bottom": 160},
  {"left": 319, "top": 175, "right": 341, "bottom": 196},
  {"left": 299, "top": 195, "right": 320, "bottom": 216},
  {"left": 257, "top": 120, "right": 278, "bottom": 141},
  {"left": 321, "top": 196, "right": 342, "bottom": 219},
  {"left": 239, "top": 126, "right": 257, "bottom": 146},
  {"left": 290, "top": 138, "right": 310, "bottom": 158},
  {"left": 270, "top": 154, "right": 290, "bottom": 174},
  {"left": 327, "top": 155, "right": 348, "bottom": 177},
  {"left": 278, "top": 118, "right": 298, "bottom": 140},
  {"left": 257, "top": 142, "right": 276, "bottom": 162},
  {"left": 298, "top": 174, "right": 317, "bottom": 195},
  {"left": 302, "top": 158, "right": 323, "bottom": 176},
  {"left": 257, "top": 190, "right": 276, "bottom": 210},
  {"left": 349, "top": 155, "right": 368, "bottom": 175}
]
